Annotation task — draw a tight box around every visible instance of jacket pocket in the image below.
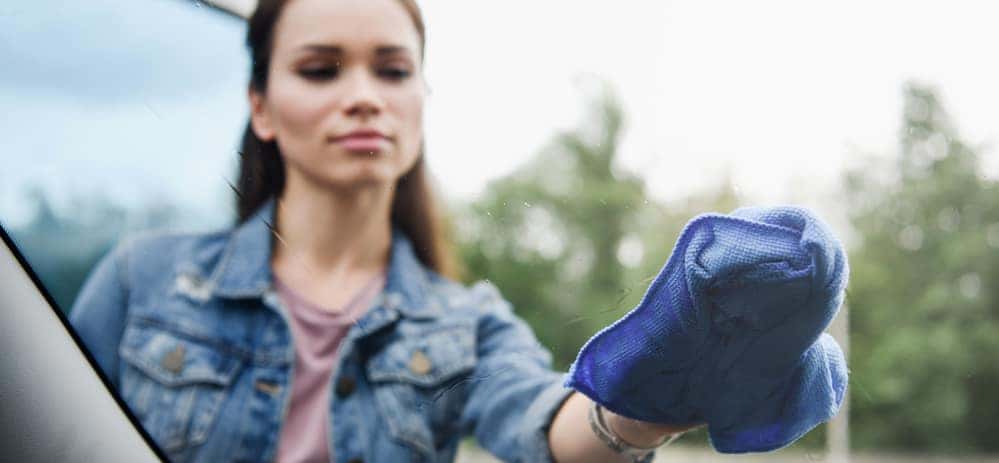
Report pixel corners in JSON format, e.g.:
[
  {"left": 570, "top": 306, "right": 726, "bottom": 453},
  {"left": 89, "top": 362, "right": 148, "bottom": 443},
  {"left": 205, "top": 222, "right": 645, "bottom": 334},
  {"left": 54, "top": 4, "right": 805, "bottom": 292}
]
[
  {"left": 366, "top": 324, "right": 477, "bottom": 459},
  {"left": 118, "top": 320, "right": 242, "bottom": 453}
]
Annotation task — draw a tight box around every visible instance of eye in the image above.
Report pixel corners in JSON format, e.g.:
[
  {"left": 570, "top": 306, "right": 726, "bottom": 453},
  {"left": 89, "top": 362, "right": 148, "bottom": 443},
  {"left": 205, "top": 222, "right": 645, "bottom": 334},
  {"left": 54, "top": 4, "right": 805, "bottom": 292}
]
[
  {"left": 378, "top": 67, "right": 411, "bottom": 81},
  {"left": 298, "top": 64, "right": 339, "bottom": 81}
]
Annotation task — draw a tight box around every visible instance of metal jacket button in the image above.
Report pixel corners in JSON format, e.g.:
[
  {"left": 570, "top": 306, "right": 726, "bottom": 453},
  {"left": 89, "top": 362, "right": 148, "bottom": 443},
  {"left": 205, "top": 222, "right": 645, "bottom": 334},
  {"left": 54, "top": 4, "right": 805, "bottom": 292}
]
[
  {"left": 409, "top": 350, "right": 432, "bottom": 375},
  {"left": 336, "top": 376, "right": 356, "bottom": 397},
  {"left": 161, "top": 344, "right": 185, "bottom": 374}
]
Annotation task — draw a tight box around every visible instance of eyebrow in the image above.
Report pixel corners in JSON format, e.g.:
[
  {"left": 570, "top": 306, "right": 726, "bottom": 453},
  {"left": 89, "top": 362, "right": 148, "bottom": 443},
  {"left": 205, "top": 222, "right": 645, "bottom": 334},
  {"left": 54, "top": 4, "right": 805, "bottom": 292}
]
[{"left": 300, "top": 44, "right": 413, "bottom": 57}]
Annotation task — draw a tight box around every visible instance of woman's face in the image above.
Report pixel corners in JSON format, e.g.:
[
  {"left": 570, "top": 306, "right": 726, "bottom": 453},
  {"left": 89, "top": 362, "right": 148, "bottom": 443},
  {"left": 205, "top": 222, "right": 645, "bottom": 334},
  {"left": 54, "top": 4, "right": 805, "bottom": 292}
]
[{"left": 249, "top": 0, "right": 425, "bottom": 191}]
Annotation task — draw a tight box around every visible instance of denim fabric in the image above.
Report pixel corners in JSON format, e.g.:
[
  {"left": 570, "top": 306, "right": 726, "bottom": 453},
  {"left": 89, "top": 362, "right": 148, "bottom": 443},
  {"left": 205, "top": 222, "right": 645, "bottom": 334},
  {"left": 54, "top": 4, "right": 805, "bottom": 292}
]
[{"left": 70, "top": 200, "right": 574, "bottom": 463}]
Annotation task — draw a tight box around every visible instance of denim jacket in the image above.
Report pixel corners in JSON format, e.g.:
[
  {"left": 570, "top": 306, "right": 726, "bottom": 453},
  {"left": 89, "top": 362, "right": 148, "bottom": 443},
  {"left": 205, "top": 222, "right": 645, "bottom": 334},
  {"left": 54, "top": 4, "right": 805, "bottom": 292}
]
[{"left": 70, "top": 200, "right": 575, "bottom": 463}]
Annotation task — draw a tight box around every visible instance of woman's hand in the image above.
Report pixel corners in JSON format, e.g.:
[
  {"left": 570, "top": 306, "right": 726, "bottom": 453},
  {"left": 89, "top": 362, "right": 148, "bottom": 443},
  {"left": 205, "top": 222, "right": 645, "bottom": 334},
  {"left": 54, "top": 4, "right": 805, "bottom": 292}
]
[{"left": 563, "top": 206, "right": 849, "bottom": 453}]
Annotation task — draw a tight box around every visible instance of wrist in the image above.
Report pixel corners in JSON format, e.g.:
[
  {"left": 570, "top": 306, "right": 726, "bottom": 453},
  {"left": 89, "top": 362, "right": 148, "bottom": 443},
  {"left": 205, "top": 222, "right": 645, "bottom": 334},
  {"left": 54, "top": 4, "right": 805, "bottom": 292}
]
[{"left": 602, "top": 410, "right": 692, "bottom": 448}]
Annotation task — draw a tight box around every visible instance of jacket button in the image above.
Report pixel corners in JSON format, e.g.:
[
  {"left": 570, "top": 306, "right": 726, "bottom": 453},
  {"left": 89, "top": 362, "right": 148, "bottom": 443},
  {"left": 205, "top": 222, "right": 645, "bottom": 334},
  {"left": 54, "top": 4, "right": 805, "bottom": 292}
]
[
  {"left": 336, "top": 376, "right": 356, "bottom": 397},
  {"left": 409, "top": 350, "right": 432, "bottom": 375},
  {"left": 161, "top": 344, "right": 185, "bottom": 374}
]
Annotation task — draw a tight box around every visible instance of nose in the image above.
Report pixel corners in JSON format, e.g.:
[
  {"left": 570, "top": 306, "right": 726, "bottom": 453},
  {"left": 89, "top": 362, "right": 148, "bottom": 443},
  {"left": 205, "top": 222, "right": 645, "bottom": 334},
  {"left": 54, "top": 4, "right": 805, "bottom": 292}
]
[{"left": 341, "top": 69, "right": 384, "bottom": 119}]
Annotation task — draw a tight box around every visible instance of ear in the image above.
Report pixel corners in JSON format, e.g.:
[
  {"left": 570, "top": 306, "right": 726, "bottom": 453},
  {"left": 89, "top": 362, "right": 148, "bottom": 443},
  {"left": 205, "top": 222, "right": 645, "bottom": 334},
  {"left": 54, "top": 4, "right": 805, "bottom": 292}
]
[{"left": 248, "top": 87, "right": 276, "bottom": 142}]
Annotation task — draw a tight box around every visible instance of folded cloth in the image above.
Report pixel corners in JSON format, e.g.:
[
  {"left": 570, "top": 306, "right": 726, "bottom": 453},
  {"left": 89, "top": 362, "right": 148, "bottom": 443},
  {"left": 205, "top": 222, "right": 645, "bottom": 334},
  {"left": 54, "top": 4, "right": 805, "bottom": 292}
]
[{"left": 565, "top": 206, "right": 849, "bottom": 453}]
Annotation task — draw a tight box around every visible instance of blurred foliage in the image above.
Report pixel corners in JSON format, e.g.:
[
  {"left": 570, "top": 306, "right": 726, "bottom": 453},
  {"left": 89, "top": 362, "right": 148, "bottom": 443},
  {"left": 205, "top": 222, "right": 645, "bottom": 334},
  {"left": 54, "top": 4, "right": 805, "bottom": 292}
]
[
  {"left": 453, "top": 82, "right": 741, "bottom": 371},
  {"left": 5, "top": 80, "right": 998, "bottom": 454},
  {"left": 450, "top": 82, "right": 832, "bottom": 450},
  {"left": 6, "top": 192, "right": 180, "bottom": 313},
  {"left": 845, "top": 83, "right": 999, "bottom": 453}
]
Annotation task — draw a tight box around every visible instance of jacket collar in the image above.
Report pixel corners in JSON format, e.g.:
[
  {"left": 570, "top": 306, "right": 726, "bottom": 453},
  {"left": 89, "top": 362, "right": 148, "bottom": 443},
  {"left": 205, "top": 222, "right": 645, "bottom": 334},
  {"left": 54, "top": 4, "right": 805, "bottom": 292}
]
[{"left": 209, "top": 198, "right": 442, "bottom": 319}]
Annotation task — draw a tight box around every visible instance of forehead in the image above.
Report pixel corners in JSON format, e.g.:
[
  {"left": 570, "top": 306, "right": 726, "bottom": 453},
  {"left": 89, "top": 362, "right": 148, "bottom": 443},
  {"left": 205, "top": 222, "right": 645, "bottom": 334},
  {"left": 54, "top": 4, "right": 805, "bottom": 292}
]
[{"left": 273, "top": 0, "right": 421, "bottom": 55}]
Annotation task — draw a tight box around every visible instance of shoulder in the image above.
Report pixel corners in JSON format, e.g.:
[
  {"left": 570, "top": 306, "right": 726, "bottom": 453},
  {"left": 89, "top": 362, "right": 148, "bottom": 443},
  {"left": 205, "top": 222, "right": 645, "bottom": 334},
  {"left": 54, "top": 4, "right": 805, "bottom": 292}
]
[
  {"left": 109, "top": 226, "right": 234, "bottom": 292},
  {"left": 118, "top": 227, "right": 230, "bottom": 258},
  {"left": 420, "top": 272, "right": 528, "bottom": 335},
  {"left": 418, "top": 272, "right": 554, "bottom": 367},
  {"left": 424, "top": 272, "right": 510, "bottom": 313}
]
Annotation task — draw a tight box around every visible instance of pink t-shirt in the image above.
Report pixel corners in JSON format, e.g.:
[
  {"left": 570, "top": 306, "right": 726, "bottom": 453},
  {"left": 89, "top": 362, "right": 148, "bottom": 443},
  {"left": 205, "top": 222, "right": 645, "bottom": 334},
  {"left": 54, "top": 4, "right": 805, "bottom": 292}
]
[{"left": 273, "top": 275, "right": 384, "bottom": 463}]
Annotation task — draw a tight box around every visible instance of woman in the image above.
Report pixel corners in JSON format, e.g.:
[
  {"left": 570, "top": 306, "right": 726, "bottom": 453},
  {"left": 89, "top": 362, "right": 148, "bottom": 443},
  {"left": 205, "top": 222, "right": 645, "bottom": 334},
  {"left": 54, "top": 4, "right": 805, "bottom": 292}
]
[{"left": 70, "top": 0, "right": 847, "bottom": 462}]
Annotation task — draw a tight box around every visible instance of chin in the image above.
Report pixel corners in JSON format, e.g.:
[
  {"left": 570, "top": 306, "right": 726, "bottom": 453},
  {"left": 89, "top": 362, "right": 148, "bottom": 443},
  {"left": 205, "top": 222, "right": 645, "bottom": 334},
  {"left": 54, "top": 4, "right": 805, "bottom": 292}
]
[
  {"left": 294, "top": 152, "right": 417, "bottom": 192},
  {"left": 321, "top": 166, "right": 403, "bottom": 192}
]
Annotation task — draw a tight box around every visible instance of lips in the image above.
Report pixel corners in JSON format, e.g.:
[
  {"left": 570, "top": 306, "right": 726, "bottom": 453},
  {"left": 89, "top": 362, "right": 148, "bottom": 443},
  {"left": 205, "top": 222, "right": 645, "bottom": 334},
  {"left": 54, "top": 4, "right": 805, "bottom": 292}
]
[{"left": 331, "top": 130, "right": 389, "bottom": 153}]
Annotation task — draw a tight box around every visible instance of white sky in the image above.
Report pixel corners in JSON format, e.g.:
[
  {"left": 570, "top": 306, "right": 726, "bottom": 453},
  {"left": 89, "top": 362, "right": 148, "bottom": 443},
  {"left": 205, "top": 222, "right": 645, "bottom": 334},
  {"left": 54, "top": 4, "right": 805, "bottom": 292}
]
[
  {"left": 2, "top": 0, "right": 997, "bottom": 229},
  {"left": 420, "top": 0, "right": 999, "bottom": 206}
]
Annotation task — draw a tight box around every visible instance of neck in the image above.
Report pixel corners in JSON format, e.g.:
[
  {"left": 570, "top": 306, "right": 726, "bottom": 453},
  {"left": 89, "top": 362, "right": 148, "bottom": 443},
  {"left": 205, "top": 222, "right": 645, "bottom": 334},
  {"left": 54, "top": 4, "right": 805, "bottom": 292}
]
[{"left": 272, "top": 175, "right": 394, "bottom": 276}]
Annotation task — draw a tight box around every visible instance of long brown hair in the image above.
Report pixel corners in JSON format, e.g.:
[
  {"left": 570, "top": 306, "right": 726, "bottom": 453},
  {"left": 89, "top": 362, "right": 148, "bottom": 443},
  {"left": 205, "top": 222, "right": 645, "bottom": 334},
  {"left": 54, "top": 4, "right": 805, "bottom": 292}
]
[{"left": 236, "top": 0, "right": 460, "bottom": 279}]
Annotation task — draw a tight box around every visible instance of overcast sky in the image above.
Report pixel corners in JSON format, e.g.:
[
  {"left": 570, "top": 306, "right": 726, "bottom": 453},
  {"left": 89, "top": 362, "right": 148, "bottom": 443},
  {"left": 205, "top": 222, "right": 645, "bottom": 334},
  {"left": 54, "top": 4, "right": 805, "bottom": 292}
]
[
  {"left": 420, "top": 0, "right": 999, "bottom": 203},
  {"left": 1, "top": 0, "right": 997, "bottom": 229}
]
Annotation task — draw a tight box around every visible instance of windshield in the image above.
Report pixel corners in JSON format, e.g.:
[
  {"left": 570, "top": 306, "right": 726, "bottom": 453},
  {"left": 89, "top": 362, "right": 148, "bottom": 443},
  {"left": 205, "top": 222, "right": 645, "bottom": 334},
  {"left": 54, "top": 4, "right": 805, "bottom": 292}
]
[{"left": 2, "top": 0, "right": 998, "bottom": 461}]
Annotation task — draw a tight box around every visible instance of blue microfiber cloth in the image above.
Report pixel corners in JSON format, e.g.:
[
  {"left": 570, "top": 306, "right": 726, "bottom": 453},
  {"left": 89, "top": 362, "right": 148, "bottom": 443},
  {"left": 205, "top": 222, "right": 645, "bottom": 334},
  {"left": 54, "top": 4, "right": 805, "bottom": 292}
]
[{"left": 566, "top": 206, "right": 849, "bottom": 453}]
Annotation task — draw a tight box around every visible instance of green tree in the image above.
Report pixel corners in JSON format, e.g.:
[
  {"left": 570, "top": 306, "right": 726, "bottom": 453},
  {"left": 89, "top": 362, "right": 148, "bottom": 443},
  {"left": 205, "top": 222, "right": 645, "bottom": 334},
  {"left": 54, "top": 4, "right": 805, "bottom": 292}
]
[
  {"left": 9, "top": 191, "right": 181, "bottom": 313},
  {"left": 454, "top": 82, "right": 744, "bottom": 371},
  {"left": 845, "top": 82, "right": 999, "bottom": 452}
]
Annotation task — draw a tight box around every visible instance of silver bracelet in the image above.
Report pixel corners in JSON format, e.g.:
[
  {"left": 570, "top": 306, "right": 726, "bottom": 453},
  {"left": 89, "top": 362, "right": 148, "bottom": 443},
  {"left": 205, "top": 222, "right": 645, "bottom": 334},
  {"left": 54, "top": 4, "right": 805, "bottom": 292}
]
[{"left": 587, "top": 401, "right": 683, "bottom": 461}]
